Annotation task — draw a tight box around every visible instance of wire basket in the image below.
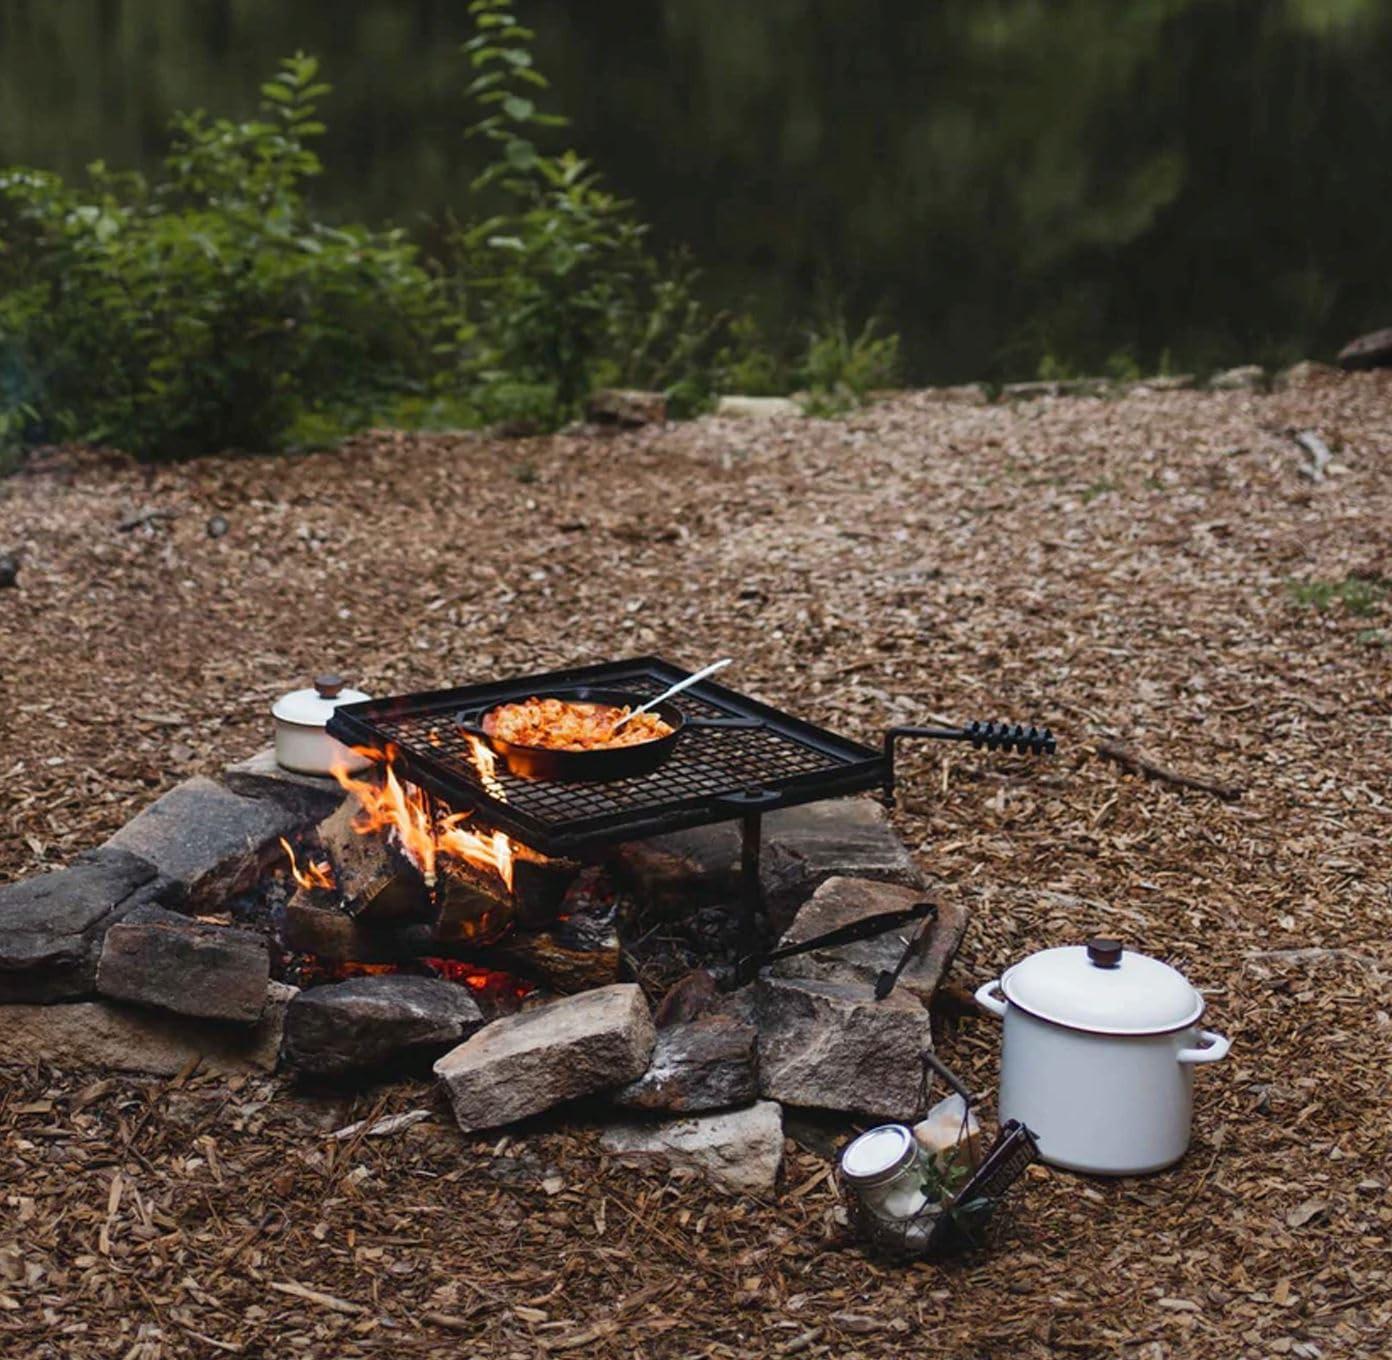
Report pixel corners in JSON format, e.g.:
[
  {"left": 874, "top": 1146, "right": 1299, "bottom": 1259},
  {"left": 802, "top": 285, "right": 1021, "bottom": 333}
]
[{"left": 838, "top": 1053, "right": 1039, "bottom": 1261}]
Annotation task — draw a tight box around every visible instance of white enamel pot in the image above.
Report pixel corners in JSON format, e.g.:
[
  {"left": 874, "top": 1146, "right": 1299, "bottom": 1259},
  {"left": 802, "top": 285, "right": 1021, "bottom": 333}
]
[
  {"left": 271, "top": 675, "right": 372, "bottom": 776},
  {"left": 975, "top": 938, "right": 1230, "bottom": 1175}
]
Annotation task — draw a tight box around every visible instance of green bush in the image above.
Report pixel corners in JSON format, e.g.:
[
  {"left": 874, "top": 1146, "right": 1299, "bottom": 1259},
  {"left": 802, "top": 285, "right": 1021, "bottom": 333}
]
[
  {"left": 0, "top": 55, "right": 446, "bottom": 458},
  {"left": 797, "top": 313, "right": 900, "bottom": 415},
  {"left": 0, "top": 3, "right": 904, "bottom": 460}
]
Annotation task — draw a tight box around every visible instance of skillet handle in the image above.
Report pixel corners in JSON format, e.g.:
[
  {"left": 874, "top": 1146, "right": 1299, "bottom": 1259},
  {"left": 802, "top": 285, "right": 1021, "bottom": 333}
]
[{"left": 454, "top": 709, "right": 490, "bottom": 737}]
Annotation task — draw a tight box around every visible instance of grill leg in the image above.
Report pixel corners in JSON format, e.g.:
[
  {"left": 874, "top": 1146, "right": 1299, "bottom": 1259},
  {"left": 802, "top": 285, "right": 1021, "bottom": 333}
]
[{"left": 740, "top": 811, "right": 764, "bottom": 947}]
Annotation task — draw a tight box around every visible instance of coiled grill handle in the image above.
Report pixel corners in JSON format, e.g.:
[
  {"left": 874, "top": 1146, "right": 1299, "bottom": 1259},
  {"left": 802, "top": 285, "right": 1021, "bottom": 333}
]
[{"left": 883, "top": 719, "right": 1057, "bottom": 803}]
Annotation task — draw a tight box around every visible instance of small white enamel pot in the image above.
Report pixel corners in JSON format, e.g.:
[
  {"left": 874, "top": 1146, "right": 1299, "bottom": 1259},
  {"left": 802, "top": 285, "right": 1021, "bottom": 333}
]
[
  {"left": 271, "top": 675, "right": 372, "bottom": 776},
  {"left": 975, "top": 938, "right": 1230, "bottom": 1175}
]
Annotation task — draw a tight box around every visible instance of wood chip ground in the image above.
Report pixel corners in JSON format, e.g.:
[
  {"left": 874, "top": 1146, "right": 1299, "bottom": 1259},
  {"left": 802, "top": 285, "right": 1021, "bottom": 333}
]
[{"left": 2, "top": 377, "right": 1390, "bottom": 1356}]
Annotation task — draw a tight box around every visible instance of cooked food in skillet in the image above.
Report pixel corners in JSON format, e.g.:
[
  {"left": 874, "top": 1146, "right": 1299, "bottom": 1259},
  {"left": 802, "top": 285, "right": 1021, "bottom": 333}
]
[{"left": 484, "top": 697, "right": 675, "bottom": 751}]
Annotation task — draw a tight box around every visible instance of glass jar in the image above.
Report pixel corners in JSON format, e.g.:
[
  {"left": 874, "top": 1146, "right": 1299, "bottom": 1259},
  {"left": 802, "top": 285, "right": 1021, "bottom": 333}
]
[{"left": 840, "top": 1124, "right": 937, "bottom": 1247}]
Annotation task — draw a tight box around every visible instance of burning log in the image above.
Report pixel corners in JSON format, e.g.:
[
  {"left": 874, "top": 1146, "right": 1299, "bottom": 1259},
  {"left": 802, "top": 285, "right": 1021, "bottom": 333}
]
[
  {"left": 280, "top": 891, "right": 414, "bottom": 965},
  {"left": 484, "top": 883, "right": 622, "bottom": 995},
  {"left": 313, "top": 802, "right": 432, "bottom": 923}
]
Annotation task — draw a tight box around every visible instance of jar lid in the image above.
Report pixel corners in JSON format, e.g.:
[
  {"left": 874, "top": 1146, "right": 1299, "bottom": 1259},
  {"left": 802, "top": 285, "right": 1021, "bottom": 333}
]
[
  {"left": 1001, "top": 938, "right": 1204, "bottom": 1035},
  {"left": 271, "top": 675, "right": 370, "bottom": 728},
  {"left": 840, "top": 1125, "right": 917, "bottom": 1187}
]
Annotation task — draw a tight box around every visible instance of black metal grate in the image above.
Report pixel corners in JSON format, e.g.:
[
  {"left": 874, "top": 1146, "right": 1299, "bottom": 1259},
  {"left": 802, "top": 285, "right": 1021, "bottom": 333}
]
[{"left": 326, "top": 657, "right": 887, "bottom": 856}]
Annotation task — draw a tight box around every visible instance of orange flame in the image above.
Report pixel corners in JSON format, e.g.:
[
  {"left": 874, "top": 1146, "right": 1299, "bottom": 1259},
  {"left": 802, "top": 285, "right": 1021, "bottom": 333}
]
[
  {"left": 330, "top": 752, "right": 515, "bottom": 893},
  {"left": 279, "top": 837, "right": 336, "bottom": 892}
]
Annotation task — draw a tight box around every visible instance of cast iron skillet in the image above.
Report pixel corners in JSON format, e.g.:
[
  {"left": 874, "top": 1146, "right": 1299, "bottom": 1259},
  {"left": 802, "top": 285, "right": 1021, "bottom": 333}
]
[{"left": 455, "top": 687, "right": 686, "bottom": 782}]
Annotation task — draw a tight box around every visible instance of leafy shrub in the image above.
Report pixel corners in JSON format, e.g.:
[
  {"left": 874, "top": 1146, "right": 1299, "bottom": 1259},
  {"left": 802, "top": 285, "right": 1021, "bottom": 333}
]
[
  {"left": 457, "top": 0, "right": 741, "bottom": 423},
  {"left": 797, "top": 313, "right": 900, "bottom": 414},
  {"left": 0, "top": 55, "right": 446, "bottom": 458},
  {"left": 0, "top": 3, "right": 905, "bottom": 460}
]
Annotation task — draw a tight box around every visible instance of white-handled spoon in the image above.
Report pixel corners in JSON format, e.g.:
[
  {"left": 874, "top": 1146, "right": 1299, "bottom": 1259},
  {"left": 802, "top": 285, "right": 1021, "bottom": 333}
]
[{"left": 611, "top": 658, "right": 733, "bottom": 734}]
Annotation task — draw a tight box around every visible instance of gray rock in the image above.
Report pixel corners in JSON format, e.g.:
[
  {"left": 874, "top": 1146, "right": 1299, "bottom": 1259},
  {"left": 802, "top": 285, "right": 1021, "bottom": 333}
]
[
  {"left": 1274, "top": 360, "right": 1339, "bottom": 390},
  {"left": 756, "top": 974, "right": 932, "bottom": 1121},
  {"left": 104, "top": 776, "right": 300, "bottom": 908},
  {"left": 771, "top": 877, "right": 966, "bottom": 1007},
  {"left": 601, "top": 1100, "right": 784, "bottom": 1197},
  {"left": 613, "top": 1006, "right": 758, "bottom": 1114},
  {"left": 920, "top": 384, "right": 990, "bottom": 405},
  {"left": 284, "top": 975, "right": 485, "bottom": 1077},
  {"left": 1209, "top": 365, "right": 1266, "bottom": 391},
  {"left": 223, "top": 747, "right": 346, "bottom": 821},
  {"left": 2, "top": 981, "right": 294, "bottom": 1077},
  {"left": 1337, "top": 328, "right": 1392, "bottom": 371},
  {"left": 97, "top": 905, "right": 269, "bottom": 1023},
  {"left": 434, "top": 983, "right": 656, "bottom": 1133},
  {"left": 762, "top": 798, "right": 925, "bottom": 935},
  {"left": 1000, "top": 380, "right": 1061, "bottom": 400},
  {"left": 714, "top": 395, "right": 801, "bottom": 420},
  {"left": 586, "top": 388, "right": 667, "bottom": 427},
  {"left": 612, "top": 797, "right": 923, "bottom": 937},
  {"left": 1134, "top": 374, "right": 1196, "bottom": 391},
  {"left": 0, "top": 849, "right": 158, "bottom": 1002}
]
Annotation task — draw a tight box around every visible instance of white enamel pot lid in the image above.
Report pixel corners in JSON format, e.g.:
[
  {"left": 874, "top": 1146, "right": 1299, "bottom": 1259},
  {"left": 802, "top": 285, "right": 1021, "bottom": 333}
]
[
  {"left": 1001, "top": 938, "right": 1205, "bottom": 1036},
  {"left": 272, "top": 675, "right": 370, "bottom": 728}
]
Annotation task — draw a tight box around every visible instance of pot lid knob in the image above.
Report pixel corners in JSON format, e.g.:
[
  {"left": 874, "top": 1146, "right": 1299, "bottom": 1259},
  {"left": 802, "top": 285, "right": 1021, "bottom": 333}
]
[
  {"left": 314, "top": 674, "right": 346, "bottom": 699},
  {"left": 1086, "top": 938, "right": 1123, "bottom": 969}
]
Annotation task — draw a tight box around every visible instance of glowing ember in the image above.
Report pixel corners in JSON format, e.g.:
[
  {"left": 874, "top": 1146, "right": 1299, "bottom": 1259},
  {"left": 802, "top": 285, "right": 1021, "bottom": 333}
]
[
  {"left": 331, "top": 748, "right": 515, "bottom": 893},
  {"left": 279, "top": 837, "right": 335, "bottom": 892}
]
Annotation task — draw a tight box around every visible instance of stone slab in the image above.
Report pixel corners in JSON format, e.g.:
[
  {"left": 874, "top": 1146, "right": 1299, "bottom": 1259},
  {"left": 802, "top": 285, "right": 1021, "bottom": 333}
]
[
  {"left": 601, "top": 1100, "right": 784, "bottom": 1197},
  {"left": 756, "top": 973, "right": 932, "bottom": 1121},
  {"left": 612, "top": 1004, "right": 758, "bottom": 1114},
  {"left": 97, "top": 905, "right": 270, "bottom": 1023},
  {"left": 434, "top": 983, "right": 655, "bottom": 1133},
  {"left": 104, "top": 776, "right": 300, "bottom": 909},
  {"left": 1, "top": 981, "right": 294, "bottom": 1077},
  {"left": 714, "top": 395, "right": 801, "bottom": 420},
  {"left": 1337, "top": 328, "right": 1392, "bottom": 371},
  {"left": 223, "top": 747, "right": 347, "bottom": 821},
  {"left": 0, "top": 849, "right": 158, "bottom": 1002},
  {"left": 1209, "top": 364, "right": 1266, "bottom": 391},
  {"left": 284, "top": 975, "right": 485, "bottom": 1077},
  {"left": 771, "top": 876, "right": 966, "bottom": 1006},
  {"left": 612, "top": 797, "right": 923, "bottom": 937}
]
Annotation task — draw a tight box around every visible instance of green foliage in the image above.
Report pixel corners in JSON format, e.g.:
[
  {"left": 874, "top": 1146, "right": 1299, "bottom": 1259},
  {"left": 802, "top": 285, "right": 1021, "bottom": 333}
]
[
  {"left": 797, "top": 313, "right": 900, "bottom": 415},
  {"left": 1286, "top": 575, "right": 1388, "bottom": 617},
  {"left": 456, "top": 0, "right": 758, "bottom": 425},
  {"left": 0, "top": 55, "right": 446, "bottom": 458},
  {"left": 0, "top": 5, "right": 904, "bottom": 459}
]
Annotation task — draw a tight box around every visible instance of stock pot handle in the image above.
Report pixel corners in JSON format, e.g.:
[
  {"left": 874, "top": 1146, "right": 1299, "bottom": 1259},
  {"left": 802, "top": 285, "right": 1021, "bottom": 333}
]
[
  {"left": 974, "top": 979, "right": 1007, "bottom": 1019},
  {"left": 1178, "top": 1029, "right": 1231, "bottom": 1064}
]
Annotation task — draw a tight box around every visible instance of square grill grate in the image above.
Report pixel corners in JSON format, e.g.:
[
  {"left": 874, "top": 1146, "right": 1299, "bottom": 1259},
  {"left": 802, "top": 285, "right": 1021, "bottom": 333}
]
[{"left": 326, "top": 657, "right": 887, "bottom": 856}]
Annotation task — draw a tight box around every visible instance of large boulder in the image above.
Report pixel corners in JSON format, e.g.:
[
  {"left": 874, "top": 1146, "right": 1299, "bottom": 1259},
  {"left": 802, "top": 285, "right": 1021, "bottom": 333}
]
[
  {"left": 601, "top": 1100, "right": 784, "bottom": 1197},
  {"left": 283, "top": 975, "right": 485, "bottom": 1077},
  {"left": 756, "top": 974, "right": 932, "bottom": 1121},
  {"left": 1337, "top": 328, "right": 1392, "bottom": 371},
  {"left": 0, "top": 849, "right": 158, "bottom": 1002},
  {"left": 96, "top": 905, "right": 270, "bottom": 1023},
  {"left": 103, "top": 776, "right": 300, "bottom": 909},
  {"left": 770, "top": 877, "right": 966, "bottom": 1007},
  {"left": 2, "top": 981, "right": 295, "bottom": 1077},
  {"left": 434, "top": 983, "right": 655, "bottom": 1133}
]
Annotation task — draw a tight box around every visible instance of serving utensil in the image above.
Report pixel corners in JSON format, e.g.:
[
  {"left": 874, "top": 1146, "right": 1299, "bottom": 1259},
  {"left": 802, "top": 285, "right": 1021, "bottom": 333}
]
[{"left": 610, "top": 658, "right": 733, "bottom": 734}]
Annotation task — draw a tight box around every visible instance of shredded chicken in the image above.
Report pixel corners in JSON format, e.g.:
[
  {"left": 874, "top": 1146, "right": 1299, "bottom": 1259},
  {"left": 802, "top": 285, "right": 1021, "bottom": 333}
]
[{"left": 483, "top": 697, "right": 674, "bottom": 751}]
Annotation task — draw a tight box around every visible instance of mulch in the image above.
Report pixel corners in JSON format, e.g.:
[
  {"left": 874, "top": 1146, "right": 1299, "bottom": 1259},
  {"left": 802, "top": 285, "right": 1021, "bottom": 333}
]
[{"left": 1, "top": 374, "right": 1390, "bottom": 1357}]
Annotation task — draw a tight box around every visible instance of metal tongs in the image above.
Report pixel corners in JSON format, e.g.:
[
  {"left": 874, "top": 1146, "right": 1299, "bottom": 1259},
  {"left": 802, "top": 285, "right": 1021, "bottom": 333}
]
[{"left": 727, "top": 899, "right": 937, "bottom": 988}]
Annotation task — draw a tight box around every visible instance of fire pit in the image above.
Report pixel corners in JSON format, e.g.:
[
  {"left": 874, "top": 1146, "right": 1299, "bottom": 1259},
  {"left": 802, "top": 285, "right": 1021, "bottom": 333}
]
[{"left": 0, "top": 655, "right": 1054, "bottom": 1190}]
